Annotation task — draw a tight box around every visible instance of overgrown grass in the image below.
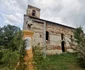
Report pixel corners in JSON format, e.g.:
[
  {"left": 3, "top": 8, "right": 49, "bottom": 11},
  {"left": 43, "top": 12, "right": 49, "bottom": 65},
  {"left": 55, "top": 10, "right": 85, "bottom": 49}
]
[
  {"left": 0, "top": 49, "right": 85, "bottom": 70},
  {"left": 0, "top": 50, "right": 19, "bottom": 70},
  {"left": 34, "top": 52, "right": 85, "bottom": 70},
  {"left": 45, "top": 53, "right": 85, "bottom": 70}
]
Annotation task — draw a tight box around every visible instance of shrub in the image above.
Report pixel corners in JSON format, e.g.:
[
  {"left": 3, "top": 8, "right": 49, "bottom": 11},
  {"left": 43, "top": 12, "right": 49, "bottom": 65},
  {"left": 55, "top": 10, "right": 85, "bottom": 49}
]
[
  {"left": 33, "top": 47, "right": 49, "bottom": 70},
  {"left": 0, "top": 50, "right": 19, "bottom": 70},
  {"left": 74, "top": 26, "right": 85, "bottom": 67}
]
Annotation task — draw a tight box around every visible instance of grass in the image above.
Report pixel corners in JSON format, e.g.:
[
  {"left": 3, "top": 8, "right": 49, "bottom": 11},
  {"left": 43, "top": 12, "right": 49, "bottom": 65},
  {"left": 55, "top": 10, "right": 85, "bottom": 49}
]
[
  {"left": 0, "top": 50, "right": 85, "bottom": 70},
  {"left": 40, "top": 53, "right": 85, "bottom": 70},
  {"left": 0, "top": 50, "right": 19, "bottom": 70}
]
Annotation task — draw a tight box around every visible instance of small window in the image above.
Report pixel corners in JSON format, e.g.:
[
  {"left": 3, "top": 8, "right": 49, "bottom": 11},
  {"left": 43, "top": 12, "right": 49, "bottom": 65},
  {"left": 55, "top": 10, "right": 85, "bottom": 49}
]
[
  {"left": 71, "top": 35, "right": 72, "bottom": 39},
  {"left": 61, "top": 33, "right": 64, "bottom": 40},
  {"left": 71, "top": 35, "right": 72, "bottom": 41},
  {"left": 40, "top": 34, "right": 42, "bottom": 38},
  {"left": 46, "top": 31, "right": 49, "bottom": 40},
  {"left": 32, "top": 10, "right": 36, "bottom": 16}
]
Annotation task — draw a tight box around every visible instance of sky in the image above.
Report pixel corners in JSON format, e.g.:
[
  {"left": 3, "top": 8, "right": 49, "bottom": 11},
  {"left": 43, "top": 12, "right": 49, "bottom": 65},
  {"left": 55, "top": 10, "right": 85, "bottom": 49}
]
[{"left": 0, "top": 0, "right": 85, "bottom": 31}]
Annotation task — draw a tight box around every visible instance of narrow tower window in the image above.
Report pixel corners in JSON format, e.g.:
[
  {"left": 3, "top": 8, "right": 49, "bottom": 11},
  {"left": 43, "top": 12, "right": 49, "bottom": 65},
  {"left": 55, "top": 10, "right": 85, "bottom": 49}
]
[
  {"left": 32, "top": 10, "right": 36, "bottom": 16},
  {"left": 46, "top": 31, "right": 49, "bottom": 40}
]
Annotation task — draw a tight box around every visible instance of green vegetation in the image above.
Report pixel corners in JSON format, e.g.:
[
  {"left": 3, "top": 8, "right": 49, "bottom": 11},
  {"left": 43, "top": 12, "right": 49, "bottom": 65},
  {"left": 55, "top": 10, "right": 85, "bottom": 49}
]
[
  {"left": 0, "top": 25, "right": 85, "bottom": 70},
  {"left": 46, "top": 53, "right": 85, "bottom": 70},
  {"left": 0, "top": 25, "right": 22, "bottom": 51},
  {"left": 33, "top": 48, "right": 85, "bottom": 70},
  {"left": 16, "top": 41, "right": 27, "bottom": 70},
  {"left": 0, "top": 50, "right": 19, "bottom": 70},
  {"left": 74, "top": 26, "right": 85, "bottom": 67},
  {"left": 74, "top": 26, "right": 83, "bottom": 44},
  {"left": 1, "top": 51, "right": 85, "bottom": 70},
  {"left": 0, "top": 25, "right": 23, "bottom": 70}
]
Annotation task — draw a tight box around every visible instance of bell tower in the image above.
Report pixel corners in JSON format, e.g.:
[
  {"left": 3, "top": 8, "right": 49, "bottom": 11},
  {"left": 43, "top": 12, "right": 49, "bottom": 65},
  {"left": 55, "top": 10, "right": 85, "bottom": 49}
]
[{"left": 26, "top": 5, "right": 40, "bottom": 18}]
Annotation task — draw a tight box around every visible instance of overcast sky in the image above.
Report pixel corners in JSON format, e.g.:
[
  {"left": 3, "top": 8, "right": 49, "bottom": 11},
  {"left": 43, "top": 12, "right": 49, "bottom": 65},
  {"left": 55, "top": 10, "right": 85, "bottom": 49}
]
[{"left": 0, "top": 0, "right": 85, "bottom": 31}]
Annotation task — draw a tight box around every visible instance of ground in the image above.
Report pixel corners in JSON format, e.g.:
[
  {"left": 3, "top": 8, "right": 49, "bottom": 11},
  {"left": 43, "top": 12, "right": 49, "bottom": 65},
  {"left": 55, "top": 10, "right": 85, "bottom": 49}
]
[
  {"left": 40, "top": 53, "right": 85, "bottom": 70},
  {"left": 0, "top": 51, "right": 85, "bottom": 70}
]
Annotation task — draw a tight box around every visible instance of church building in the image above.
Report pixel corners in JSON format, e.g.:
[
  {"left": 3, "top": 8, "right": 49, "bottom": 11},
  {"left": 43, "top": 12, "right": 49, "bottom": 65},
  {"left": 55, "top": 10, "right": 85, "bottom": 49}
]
[{"left": 23, "top": 5, "right": 75, "bottom": 55}]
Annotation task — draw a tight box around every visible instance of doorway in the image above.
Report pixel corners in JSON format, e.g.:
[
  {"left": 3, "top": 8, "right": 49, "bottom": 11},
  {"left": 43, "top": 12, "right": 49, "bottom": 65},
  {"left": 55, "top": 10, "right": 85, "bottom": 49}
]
[{"left": 61, "top": 41, "right": 65, "bottom": 52}]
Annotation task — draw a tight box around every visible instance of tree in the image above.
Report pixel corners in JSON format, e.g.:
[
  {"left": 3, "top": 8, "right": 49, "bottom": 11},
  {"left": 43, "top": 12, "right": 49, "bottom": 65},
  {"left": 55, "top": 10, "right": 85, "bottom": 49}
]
[
  {"left": 74, "top": 26, "right": 83, "bottom": 44},
  {"left": 74, "top": 26, "right": 85, "bottom": 61},
  {"left": 0, "top": 27, "right": 5, "bottom": 45},
  {"left": 8, "top": 31, "right": 23, "bottom": 51},
  {"left": 0, "top": 25, "right": 22, "bottom": 51}
]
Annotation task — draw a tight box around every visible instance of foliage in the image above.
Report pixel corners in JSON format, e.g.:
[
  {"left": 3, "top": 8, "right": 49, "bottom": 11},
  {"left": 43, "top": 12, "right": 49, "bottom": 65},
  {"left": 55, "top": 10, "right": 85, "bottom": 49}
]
[
  {"left": 0, "top": 25, "right": 24, "bottom": 70},
  {"left": 16, "top": 41, "right": 27, "bottom": 70},
  {"left": 0, "top": 25, "right": 21, "bottom": 51},
  {"left": 0, "top": 33, "right": 26, "bottom": 70},
  {"left": 74, "top": 26, "right": 83, "bottom": 44},
  {"left": 0, "top": 49, "right": 85, "bottom": 70},
  {"left": 74, "top": 26, "right": 85, "bottom": 68},
  {"left": 0, "top": 24, "right": 85, "bottom": 70},
  {"left": 32, "top": 52, "right": 85, "bottom": 70},
  {"left": 33, "top": 47, "right": 49, "bottom": 70},
  {"left": 77, "top": 57, "right": 85, "bottom": 68},
  {"left": 0, "top": 51, "right": 3, "bottom": 59},
  {"left": 8, "top": 31, "right": 23, "bottom": 51},
  {"left": 0, "top": 50, "right": 19, "bottom": 70}
]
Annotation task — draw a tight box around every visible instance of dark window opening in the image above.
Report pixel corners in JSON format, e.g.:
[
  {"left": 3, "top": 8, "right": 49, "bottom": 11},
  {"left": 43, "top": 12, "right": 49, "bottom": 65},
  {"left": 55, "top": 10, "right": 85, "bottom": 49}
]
[
  {"left": 71, "top": 35, "right": 72, "bottom": 39},
  {"left": 46, "top": 31, "right": 49, "bottom": 40},
  {"left": 32, "top": 10, "right": 36, "bottom": 16},
  {"left": 40, "top": 34, "right": 42, "bottom": 38},
  {"left": 61, "top": 41, "right": 65, "bottom": 52},
  {"left": 61, "top": 33, "right": 64, "bottom": 40},
  {"left": 71, "top": 35, "right": 73, "bottom": 41}
]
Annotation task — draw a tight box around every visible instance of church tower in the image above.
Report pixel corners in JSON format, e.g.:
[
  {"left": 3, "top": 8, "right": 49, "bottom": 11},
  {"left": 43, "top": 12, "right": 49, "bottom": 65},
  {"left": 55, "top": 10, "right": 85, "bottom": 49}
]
[{"left": 26, "top": 5, "right": 40, "bottom": 18}]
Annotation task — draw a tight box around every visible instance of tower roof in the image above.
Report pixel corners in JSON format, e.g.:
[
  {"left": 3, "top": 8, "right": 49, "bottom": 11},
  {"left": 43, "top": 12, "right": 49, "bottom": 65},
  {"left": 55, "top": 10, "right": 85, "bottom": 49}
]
[{"left": 28, "top": 5, "right": 40, "bottom": 11}]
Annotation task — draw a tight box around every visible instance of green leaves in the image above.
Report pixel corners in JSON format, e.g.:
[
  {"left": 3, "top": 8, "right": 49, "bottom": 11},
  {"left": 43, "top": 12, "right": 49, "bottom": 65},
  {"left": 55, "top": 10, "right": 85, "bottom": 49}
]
[
  {"left": 33, "top": 47, "right": 50, "bottom": 70},
  {"left": 74, "top": 26, "right": 83, "bottom": 44},
  {"left": 0, "top": 25, "right": 22, "bottom": 51},
  {"left": 74, "top": 26, "right": 85, "bottom": 67}
]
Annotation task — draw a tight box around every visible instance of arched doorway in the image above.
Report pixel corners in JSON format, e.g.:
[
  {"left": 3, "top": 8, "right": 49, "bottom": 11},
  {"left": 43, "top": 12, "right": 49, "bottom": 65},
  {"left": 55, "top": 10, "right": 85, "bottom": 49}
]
[{"left": 61, "top": 41, "right": 65, "bottom": 52}]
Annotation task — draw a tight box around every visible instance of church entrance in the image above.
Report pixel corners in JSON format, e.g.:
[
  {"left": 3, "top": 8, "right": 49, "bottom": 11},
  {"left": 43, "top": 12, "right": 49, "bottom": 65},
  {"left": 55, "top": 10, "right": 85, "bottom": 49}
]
[{"left": 61, "top": 41, "right": 65, "bottom": 52}]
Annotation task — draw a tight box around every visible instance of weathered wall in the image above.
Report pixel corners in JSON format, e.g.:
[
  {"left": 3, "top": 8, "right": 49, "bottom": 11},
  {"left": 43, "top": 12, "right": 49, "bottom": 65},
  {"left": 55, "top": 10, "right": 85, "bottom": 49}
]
[
  {"left": 23, "top": 16, "right": 75, "bottom": 54},
  {"left": 46, "top": 22, "right": 74, "bottom": 54},
  {"left": 31, "top": 21, "right": 44, "bottom": 47}
]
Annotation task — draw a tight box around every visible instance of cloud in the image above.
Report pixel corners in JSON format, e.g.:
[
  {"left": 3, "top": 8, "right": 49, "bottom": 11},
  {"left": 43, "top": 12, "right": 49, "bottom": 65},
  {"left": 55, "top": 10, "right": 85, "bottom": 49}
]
[
  {"left": 0, "top": 0, "right": 85, "bottom": 31},
  {"left": 0, "top": 0, "right": 24, "bottom": 27},
  {"left": 36, "top": 0, "right": 85, "bottom": 28},
  {"left": 2, "top": 13, "right": 22, "bottom": 25},
  {"left": 60, "top": 0, "right": 85, "bottom": 27}
]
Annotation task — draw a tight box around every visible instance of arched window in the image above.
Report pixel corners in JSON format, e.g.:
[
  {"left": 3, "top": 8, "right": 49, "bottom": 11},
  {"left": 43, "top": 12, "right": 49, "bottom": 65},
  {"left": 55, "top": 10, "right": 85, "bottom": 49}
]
[
  {"left": 46, "top": 31, "right": 49, "bottom": 40},
  {"left": 61, "top": 33, "right": 64, "bottom": 40},
  {"left": 71, "top": 35, "right": 73, "bottom": 41},
  {"left": 32, "top": 10, "right": 36, "bottom": 16}
]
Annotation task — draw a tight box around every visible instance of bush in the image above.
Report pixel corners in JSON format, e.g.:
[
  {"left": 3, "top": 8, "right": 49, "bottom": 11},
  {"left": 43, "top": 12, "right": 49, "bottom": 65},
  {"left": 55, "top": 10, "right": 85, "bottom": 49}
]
[
  {"left": 74, "top": 27, "right": 85, "bottom": 67},
  {"left": 16, "top": 41, "right": 27, "bottom": 70},
  {"left": 0, "top": 50, "right": 19, "bottom": 70},
  {"left": 33, "top": 47, "right": 49, "bottom": 70},
  {"left": 77, "top": 57, "right": 85, "bottom": 68},
  {"left": 0, "top": 51, "right": 3, "bottom": 59}
]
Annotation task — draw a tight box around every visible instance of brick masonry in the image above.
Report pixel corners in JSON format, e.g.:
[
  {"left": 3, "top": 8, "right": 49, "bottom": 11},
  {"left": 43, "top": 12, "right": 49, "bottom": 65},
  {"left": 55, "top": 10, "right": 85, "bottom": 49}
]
[{"left": 23, "top": 5, "right": 75, "bottom": 55}]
